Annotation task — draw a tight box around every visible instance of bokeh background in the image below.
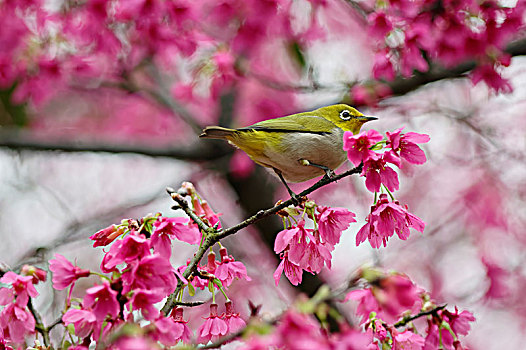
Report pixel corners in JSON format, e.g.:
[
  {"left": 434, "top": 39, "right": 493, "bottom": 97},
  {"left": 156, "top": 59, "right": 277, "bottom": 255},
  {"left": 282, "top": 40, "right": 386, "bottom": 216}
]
[{"left": 0, "top": 0, "right": 525, "bottom": 348}]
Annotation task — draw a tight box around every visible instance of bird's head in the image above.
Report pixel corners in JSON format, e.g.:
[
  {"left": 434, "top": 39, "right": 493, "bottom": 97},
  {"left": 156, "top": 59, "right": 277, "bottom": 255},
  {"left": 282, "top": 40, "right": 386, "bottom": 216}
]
[{"left": 316, "top": 104, "right": 377, "bottom": 135}]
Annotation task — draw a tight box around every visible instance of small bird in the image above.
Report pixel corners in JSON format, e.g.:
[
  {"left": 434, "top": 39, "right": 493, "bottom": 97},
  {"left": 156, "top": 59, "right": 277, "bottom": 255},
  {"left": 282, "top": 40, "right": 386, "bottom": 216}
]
[{"left": 200, "top": 104, "right": 376, "bottom": 196}]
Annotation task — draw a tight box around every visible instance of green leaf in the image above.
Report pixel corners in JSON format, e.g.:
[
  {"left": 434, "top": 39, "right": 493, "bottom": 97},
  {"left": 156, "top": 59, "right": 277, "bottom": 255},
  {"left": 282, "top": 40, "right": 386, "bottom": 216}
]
[{"left": 188, "top": 283, "right": 195, "bottom": 297}]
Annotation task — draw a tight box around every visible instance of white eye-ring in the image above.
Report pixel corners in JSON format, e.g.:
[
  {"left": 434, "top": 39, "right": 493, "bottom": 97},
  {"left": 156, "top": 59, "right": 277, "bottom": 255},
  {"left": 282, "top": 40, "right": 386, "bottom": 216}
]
[{"left": 340, "top": 110, "right": 351, "bottom": 120}]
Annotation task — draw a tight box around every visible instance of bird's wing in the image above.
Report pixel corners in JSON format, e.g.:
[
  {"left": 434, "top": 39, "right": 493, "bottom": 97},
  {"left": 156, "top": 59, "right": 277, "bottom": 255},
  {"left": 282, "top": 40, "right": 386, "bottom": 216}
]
[{"left": 238, "top": 114, "right": 337, "bottom": 134}]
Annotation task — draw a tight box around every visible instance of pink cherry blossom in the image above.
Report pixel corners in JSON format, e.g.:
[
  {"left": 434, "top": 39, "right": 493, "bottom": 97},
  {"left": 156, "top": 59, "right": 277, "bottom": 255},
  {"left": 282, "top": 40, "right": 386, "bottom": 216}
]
[
  {"left": 83, "top": 280, "right": 120, "bottom": 322},
  {"left": 386, "top": 128, "right": 430, "bottom": 165},
  {"left": 274, "top": 224, "right": 302, "bottom": 254},
  {"left": 445, "top": 308, "right": 476, "bottom": 338},
  {"left": 368, "top": 12, "right": 393, "bottom": 38},
  {"left": 275, "top": 220, "right": 333, "bottom": 274},
  {"left": 316, "top": 206, "right": 356, "bottom": 247},
  {"left": 356, "top": 194, "right": 425, "bottom": 248},
  {"left": 0, "top": 288, "right": 13, "bottom": 306},
  {"left": 0, "top": 303, "right": 35, "bottom": 344},
  {"left": 424, "top": 308, "right": 475, "bottom": 350},
  {"left": 274, "top": 253, "right": 303, "bottom": 286},
  {"left": 288, "top": 234, "right": 332, "bottom": 274},
  {"left": 152, "top": 216, "right": 201, "bottom": 257},
  {"left": 192, "top": 199, "right": 223, "bottom": 229},
  {"left": 89, "top": 225, "right": 123, "bottom": 247},
  {"left": 343, "top": 129, "right": 384, "bottom": 166},
  {"left": 273, "top": 310, "right": 327, "bottom": 349},
  {"left": 393, "top": 330, "right": 425, "bottom": 350},
  {"left": 223, "top": 301, "right": 246, "bottom": 334},
  {"left": 330, "top": 326, "right": 373, "bottom": 350},
  {"left": 0, "top": 272, "right": 38, "bottom": 308},
  {"left": 100, "top": 232, "right": 151, "bottom": 272},
  {"left": 345, "top": 274, "right": 422, "bottom": 324},
  {"left": 112, "top": 233, "right": 150, "bottom": 264},
  {"left": 197, "top": 303, "right": 228, "bottom": 344},
  {"left": 215, "top": 247, "right": 250, "bottom": 287},
  {"left": 121, "top": 254, "right": 177, "bottom": 296},
  {"left": 471, "top": 63, "right": 513, "bottom": 94},
  {"left": 128, "top": 289, "right": 164, "bottom": 320},
  {"left": 62, "top": 308, "right": 97, "bottom": 339},
  {"left": 205, "top": 250, "right": 218, "bottom": 274},
  {"left": 48, "top": 254, "right": 91, "bottom": 290},
  {"left": 170, "top": 307, "right": 193, "bottom": 343},
  {"left": 151, "top": 316, "right": 184, "bottom": 347},
  {"left": 20, "top": 265, "right": 47, "bottom": 284},
  {"left": 362, "top": 152, "right": 400, "bottom": 193}
]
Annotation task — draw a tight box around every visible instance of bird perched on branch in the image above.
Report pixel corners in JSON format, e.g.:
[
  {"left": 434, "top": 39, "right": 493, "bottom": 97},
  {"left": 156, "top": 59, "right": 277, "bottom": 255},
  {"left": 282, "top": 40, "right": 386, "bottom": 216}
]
[{"left": 200, "top": 104, "right": 376, "bottom": 196}]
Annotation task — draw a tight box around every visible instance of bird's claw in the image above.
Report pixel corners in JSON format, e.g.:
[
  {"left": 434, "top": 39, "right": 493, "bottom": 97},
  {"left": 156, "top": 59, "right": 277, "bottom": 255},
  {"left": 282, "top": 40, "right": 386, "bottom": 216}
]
[{"left": 324, "top": 169, "right": 336, "bottom": 179}]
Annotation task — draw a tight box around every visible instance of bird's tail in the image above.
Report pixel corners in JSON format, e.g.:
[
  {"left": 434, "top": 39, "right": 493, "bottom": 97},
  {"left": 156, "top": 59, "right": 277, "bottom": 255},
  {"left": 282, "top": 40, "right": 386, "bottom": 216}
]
[{"left": 199, "top": 126, "right": 236, "bottom": 140}]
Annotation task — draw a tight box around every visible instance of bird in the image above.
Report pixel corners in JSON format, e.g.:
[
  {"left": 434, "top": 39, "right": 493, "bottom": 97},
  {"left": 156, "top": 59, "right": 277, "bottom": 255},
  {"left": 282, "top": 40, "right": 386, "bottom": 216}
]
[{"left": 199, "top": 104, "right": 377, "bottom": 197}]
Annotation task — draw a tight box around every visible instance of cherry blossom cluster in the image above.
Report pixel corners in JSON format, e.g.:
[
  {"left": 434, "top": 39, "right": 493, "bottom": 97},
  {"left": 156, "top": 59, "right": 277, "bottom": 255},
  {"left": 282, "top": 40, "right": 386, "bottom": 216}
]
[
  {"left": 273, "top": 200, "right": 357, "bottom": 286},
  {"left": 0, "top": 194, "right": 251, "bottom": 348},
  {"left": 54, "top": 214, "right": 200, "bottom": 347},
  {"left": 347, "top": 270, "right": 475, "bottom": 350},
  {"left": 0, "top": 267, "right": 46, "bottom": 344},
  {"left": 0, "top": 0, "right": 326, "bottom": 109},
  {"left": 241, "top": 269, "right": 475, "bottom": 350},
  {"left": 343, "top": 127, "right": 429, "bottom": 248},
  {"left": 368, "top": 0, "right": 525, "bottom": 93}
]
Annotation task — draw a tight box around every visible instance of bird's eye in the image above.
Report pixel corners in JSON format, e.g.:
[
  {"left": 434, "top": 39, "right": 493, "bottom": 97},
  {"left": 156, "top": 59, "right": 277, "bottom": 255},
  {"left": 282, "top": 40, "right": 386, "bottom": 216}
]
[{"left": 339, "top": 110, "right": 351, "bottom": 121}]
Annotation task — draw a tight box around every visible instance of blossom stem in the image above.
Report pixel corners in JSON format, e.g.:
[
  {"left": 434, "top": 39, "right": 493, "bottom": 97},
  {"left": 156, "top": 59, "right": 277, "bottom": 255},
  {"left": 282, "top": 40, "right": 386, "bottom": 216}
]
[
  {"left": 215, "top": 282, "right": 230, "bottom": 302},
  {"left": 382, "top": 185, "right": 395, "bottom": 201},
  {"left": 440, "top": 320, "right": 458, "bottom": 341},
  {"left": 90, "top": 271, "right": 110, "bottom": 281}
]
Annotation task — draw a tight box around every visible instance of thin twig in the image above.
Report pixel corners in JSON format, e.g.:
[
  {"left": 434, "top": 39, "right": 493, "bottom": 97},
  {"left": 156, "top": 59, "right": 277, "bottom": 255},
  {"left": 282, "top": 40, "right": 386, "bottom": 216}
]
[
  {"left": 28, "top": 298, "right": 51, "bottom": 347},
  {"left": 175, "top": 300, "right": 207, "bottom": 307},
  {"left": 394, "top": 304, "right": 447, "bottom": 328},
  {"left": 166, "top": 188, "right": 213, "bottom": 233},
  {"left": 161, "top": 164, "right": 363, "bottom": 315}
]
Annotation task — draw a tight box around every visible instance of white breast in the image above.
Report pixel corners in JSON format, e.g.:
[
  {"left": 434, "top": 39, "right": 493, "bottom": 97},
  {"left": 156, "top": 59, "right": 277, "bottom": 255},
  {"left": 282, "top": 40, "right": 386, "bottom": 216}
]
[{"left": 261, "top": 127, "right": 347, "bottom": 182}]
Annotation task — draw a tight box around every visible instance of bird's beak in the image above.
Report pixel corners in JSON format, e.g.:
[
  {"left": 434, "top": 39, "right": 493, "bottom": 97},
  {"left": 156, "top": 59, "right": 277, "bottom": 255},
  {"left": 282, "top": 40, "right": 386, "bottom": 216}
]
[{"left": 358, "top": 115, "right": 378, "bottom": 122}]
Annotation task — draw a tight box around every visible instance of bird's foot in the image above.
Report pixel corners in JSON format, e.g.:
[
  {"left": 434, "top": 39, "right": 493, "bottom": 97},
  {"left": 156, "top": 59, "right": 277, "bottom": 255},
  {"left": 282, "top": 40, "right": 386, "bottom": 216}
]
[{"left": 323, "top": 169, "right": 336, "bottom": 179}]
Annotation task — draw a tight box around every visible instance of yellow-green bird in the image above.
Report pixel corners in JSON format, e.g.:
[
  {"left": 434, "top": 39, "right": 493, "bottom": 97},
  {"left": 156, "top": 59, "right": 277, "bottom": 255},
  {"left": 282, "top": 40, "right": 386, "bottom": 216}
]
[{"left": 200, "top": 104, "right": 376, "bottom": 195}]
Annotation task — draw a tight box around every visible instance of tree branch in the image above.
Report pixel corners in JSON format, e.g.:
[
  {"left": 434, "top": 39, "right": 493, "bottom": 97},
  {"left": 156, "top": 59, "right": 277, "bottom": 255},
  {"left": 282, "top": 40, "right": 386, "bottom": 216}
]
[
  {"left": 28, "top": 298, "right": 51, "bottom": 347},
  {"left": 378, "top": 36, "right": 526, "bottom": 99},
  {"left": 161, "top": 164, "right": 363, "bottom": 315},
  {"left": 0, "top": 129, "right": 231, "bottom": 160},
  {"left": 394, "top": 304, "right": 447, "bottom": 328}
]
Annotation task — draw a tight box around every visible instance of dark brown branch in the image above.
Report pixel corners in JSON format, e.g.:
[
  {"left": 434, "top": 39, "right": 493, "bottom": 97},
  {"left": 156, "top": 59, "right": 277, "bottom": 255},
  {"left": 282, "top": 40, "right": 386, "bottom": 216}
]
[
  {"left": 167, "top": 189, "right": 213, "bottom": 233},
  {"left": 394, "top": 304, "right": 447, "bottom": 328},
  {"left": 248, "top": 36, "right": 526, "bottom": 98},
  {"left": 378, "top": 36, "right": 526, "bottom": 99},
  {"left": 0, "top": 129, "right": 231, "bottom": 160},
  {"left": 175, "top": 300, "right": 206, "bottom": 307},
  {"left": 29, "top": 298, "right": 50, "bottom": 347},
  {"left": 160, "top": 164, "right": 363, "bottom": 315}
]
